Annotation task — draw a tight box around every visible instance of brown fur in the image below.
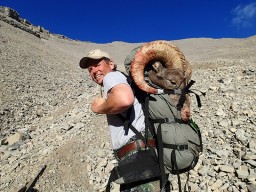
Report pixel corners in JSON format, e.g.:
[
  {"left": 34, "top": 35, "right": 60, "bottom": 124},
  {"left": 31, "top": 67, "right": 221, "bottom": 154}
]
[
  {"left": 148, "top": 61, "right": 191, "bottom": 122},
  {"left": 148, "top": 61, "right": 186, "bottom": 89}
]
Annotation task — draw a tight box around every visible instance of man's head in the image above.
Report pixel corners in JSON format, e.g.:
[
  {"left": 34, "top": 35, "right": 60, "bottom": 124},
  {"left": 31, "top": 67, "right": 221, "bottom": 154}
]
[
  {"left": 79, "top": 49, "right": 111, "bottom": 69},
  {"left": 79, "top": 49, "right": 116, "bottom": 85}
]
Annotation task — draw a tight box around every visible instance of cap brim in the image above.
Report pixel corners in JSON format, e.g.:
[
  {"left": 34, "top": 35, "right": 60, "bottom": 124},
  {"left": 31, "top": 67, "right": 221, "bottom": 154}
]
[
  {"left": 79, "top": 57, "right": 90, "bottom": 69},
  {"left": 79, "top": 56, "right": 106, "bottom": 69}
]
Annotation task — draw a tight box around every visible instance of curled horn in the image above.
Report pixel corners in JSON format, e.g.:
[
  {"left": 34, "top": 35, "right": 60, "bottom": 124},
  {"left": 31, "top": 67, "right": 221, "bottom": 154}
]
[{"left": 130, "top": 40, "right": 192, "bottom": 94}]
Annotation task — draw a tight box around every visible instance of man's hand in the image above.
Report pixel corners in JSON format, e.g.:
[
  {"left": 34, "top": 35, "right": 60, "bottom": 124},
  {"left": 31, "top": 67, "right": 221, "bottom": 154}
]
[
  {"left": 91, "top": 96, "right": 106, "bottom": 113},
  {"left": 181, "top": 106, "right": 191, "bottom": 122}
]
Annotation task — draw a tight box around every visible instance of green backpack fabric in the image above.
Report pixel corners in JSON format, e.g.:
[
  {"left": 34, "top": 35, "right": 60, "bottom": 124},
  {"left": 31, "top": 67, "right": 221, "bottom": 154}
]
[
  {"left": 123, "top": 46, "right": 203, "bottom": 191},
  {"left": 148, "top": 94, "right": 202, "bottom": 174}
]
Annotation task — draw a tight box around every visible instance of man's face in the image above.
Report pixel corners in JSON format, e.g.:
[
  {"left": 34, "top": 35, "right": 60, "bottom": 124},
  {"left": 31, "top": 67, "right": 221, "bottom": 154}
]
[{"left": 87, "top": 58, "right": 114, "bottom": 85}]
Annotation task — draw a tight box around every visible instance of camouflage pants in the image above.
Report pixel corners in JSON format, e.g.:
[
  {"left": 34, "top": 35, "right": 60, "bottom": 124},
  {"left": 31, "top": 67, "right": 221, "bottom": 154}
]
[{"left": 120, "top": 179, "right": 160, "bottom": 192}]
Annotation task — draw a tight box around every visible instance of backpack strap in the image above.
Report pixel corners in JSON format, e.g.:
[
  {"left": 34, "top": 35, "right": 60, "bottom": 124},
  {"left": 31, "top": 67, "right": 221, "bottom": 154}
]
[
  {"left": 176, "top": 80, "right": 195, "bottom": 110},
  {"left": 188, "top": 89, "right": 206, "bottom": 108},
  {"left": 171, "top": 150, "right": 182, "bottom": 192},
  {"left": 143, "top": 94, "right": 155, "bottom": 142},
  {"left": 123, "top": 107, "right": 132, "bottom": 135},
  {"left": 150, "top": 118, "right": 184, "bottom": 124},
  {"left": 179, "top": 80, "right": 206, "bottom": 109},
  {"left": 162, "top": 80, "right": 205, "bottom": 110},
  {"left": 156, "top": 123, "right": 170, "bottom": 190}
]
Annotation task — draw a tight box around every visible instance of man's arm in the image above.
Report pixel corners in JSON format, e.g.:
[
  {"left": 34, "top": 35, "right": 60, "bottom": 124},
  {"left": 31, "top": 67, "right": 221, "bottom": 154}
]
[{"left": 91, "top": 83, "right": 134, "bottom": 114}]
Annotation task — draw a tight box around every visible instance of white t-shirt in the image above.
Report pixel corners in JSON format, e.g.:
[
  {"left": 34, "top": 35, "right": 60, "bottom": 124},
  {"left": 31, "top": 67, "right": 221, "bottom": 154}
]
[{"left": 103, "top": 71, "right": 145, "bottom": 150}]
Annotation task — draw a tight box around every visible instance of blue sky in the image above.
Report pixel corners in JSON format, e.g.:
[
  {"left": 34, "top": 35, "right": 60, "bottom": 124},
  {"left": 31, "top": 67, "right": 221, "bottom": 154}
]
[{"left": 1, "top": 0, "right": 256, "bottom": 43}]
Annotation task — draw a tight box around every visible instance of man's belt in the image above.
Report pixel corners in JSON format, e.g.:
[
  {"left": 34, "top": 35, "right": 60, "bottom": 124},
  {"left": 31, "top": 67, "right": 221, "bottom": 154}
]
[{"left": 117, "top": 139, "right": 156, "bottom": 159}]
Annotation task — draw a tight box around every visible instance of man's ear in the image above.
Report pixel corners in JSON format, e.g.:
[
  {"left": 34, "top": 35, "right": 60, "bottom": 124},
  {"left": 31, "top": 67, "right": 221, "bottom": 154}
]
[{"left": 109, "top": 60, "right": 116, "bottom": 70}]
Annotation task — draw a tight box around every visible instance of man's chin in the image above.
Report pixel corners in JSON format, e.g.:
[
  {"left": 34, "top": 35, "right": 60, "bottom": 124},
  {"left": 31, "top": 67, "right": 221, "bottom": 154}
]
[{"left": 95, "top": 80, "right": 103, "bottom": 85}]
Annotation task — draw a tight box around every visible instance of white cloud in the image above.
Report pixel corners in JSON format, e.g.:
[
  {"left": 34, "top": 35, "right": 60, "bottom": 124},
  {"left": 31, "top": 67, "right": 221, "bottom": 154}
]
[{"left": 231, "top": 2, "right": 256, "bottom": 28}]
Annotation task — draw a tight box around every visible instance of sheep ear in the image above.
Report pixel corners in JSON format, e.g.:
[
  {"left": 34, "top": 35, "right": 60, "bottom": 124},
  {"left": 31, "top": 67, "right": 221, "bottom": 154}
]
[{"left": 152, "top": 61, "right": 162, "bottom": 72}]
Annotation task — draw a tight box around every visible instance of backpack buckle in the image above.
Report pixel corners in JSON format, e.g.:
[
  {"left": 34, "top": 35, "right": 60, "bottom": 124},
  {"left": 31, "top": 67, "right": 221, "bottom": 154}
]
[{"left": 177, "top": 144, "right": 188, "bottom": 151}]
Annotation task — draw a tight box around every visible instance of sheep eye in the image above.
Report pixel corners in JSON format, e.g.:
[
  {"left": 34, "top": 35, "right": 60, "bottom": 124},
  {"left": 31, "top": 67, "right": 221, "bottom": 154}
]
[
  {"left": 157, "top": 76, "right": 164, "bottom": 80},
  {"left": 170, "top": 81, "right": 177, "bottom": 86}
]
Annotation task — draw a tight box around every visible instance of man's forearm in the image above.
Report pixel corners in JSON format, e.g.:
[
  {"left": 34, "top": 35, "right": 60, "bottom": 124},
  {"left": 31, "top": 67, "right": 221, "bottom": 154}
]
[
  {"left": 91, "top": 84, "right": 135, "bottom": 114},
  {"left": 94, "top": 97, "right": 132, "bottom": 114}
]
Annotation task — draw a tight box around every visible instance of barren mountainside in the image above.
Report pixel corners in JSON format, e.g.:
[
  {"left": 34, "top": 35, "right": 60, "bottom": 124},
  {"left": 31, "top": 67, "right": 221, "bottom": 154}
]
[{"left": 0, "top": 7, "right": 256, "bottom": 192}]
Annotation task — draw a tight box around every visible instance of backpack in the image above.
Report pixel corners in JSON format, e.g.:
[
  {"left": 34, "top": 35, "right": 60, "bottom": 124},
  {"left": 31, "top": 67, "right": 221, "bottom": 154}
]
[{"left": 106, "top": 41, "right": 204, "bottom": 192}]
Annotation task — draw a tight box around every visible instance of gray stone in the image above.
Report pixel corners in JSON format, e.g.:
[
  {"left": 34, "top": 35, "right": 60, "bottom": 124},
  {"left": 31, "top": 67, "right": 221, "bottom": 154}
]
[
  {"left": 248, "top": 140, "right": 256, "bottom": 150},
  {"left": 220, "top": 182, "right": 230, "bottom": 190},
  {"left": 7, "top": 140, "right": 23, "bottom": 151},
  {"left": 6, "top": 132, "right": 24, "bottom": 145},
  {"left": 210, "top": 179, "right": 222, "bottom": 190},
  {"left": 236, "top": 168, "right": 249, "bottom": 179},
  {"left": 247, "top": 175, "right": 256, "bottom": 183},
  {"left": 242, "top": 153, "right": 256, "bottom": 161},
  {"left": 218, "top": 119, "right": 229, "bottom": 127},
  {"left": 248, "top": 184, "right": 256, "bottom": 192},
  {"left": 245, "top": 160, "right": 256, "bottom": 167},
  {"left": 216, "top": 108, "right": 225, "bottom": 117},
  {"left": 215, "top": 150, "right": 230, "bottom": 158},
  {"left": 235, "top": 129, "right": 248, "bottom": 143},
  {"left": 189, "top": 182, "right": 199, "bottom": 191},
  {"left": 216, "top": 172, "right": 226, "bottom": 178},
  {"left": 219, "top": 165, "right": 235, "bottom": 173}
]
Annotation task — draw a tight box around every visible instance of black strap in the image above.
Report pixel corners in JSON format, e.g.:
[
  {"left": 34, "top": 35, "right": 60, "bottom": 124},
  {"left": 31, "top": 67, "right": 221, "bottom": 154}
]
[
  {"left": 150, "top": 118, "right": 184, "bottom": 124},
  {"left": 184, "top": 172, "right": 191, "bottom": 192},
  {"left": 163, "top": 89, "right": 182, "bottom": 95},
  {"left": 150, "top": 118, "right": 170, "bottom": 124},
  {"left": 163, "top": 143, "right": 188, "bottom": 151},
  {"left": 106, "top": 167, "right": 120, "bottom": 192},
  {"left": 157, "top": 124, "right": 168, "bottom": 190},
  {"left": 128, "top": 124, "right": 156, "bottom": 156},
  {"left": 173, "top": 80, "right": 206, "bottom": 110},
  {"left": 176, "top": 80, "right": 195, "bottom": 110},
  {"left": 171, "top": 150, "right": 182, "bottom": 192},
  {"left": 188, "top": 89, "right": 206, "bottom": 108},
  {"left": 123, "top": 107, "right": 132, "bottom": 135},
  {"left": 144, "top": 95, "right": 149, "bottom": 141}
]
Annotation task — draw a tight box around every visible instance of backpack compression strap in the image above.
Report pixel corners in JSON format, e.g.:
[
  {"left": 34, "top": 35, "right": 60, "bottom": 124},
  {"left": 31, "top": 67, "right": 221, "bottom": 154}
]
[
  {"left": 177, "top": 80, "right": 206, "bottom": 110},
  {"left": 160, "top": 80, "right": 205, "bottom": 110},
  {"left": 176, "top": 80, "right": 195, "bottom": 110}
]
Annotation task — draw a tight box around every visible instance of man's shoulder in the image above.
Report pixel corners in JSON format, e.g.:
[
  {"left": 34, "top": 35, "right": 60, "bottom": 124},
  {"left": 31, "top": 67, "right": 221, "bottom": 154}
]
[
  {"left": 103, "top": 71, "right": 128, "bottom": 88},
  {"left": 106, "top": 71, "right": 127, "bottom": 79}
]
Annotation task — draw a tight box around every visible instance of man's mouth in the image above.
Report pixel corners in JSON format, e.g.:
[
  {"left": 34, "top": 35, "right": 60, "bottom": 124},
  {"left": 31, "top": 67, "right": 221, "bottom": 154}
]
[{"left": 95, "top": 74, "right": 102, "bottom": 80}]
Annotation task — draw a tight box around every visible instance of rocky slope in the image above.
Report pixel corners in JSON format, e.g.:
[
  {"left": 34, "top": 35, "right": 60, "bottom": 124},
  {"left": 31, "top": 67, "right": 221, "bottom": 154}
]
[{"left": 0, "top": 7, "right": 256, "bottom": 192}]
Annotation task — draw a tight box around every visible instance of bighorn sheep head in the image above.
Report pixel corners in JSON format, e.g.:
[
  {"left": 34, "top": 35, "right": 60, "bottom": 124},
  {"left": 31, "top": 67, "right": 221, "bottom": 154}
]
[
  {"left": 148, "top": 61, "right": 187, "bottom": 90},
  {"left": 130, "top": 40, "right": 192, "bottom": 94},
  {"left": 130, "top": 40, "right": 192, "bottom": 122}
]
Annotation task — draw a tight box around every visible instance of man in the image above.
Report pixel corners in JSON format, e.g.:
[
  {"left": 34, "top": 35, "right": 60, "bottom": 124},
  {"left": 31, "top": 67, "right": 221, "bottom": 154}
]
[{"left": 79, "top": 49, "right": 159, "bottom": 191}]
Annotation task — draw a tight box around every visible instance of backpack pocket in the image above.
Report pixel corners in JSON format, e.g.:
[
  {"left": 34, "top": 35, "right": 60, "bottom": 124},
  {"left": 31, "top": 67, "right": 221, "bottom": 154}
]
[
  {"left": 156, "top": 120, "right": 202, "bottom": 174},
  {"left": 117, "top": 149, "right": 160, "bottom": 184},
  {"left": 106, "top": 149, "right": 160, "bottom": 188}
]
